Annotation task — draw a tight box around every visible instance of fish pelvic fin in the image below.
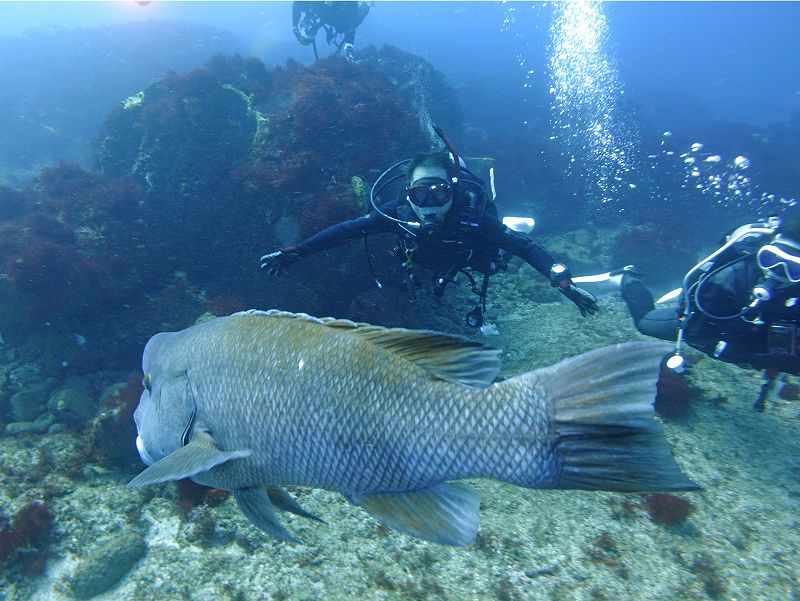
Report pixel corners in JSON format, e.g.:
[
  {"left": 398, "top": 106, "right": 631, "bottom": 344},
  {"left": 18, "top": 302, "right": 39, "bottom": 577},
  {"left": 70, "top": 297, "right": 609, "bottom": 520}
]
[
  {"left": 267, "top": 486, "right": 325, "bottom": 523},
  {"left": 535, "top": 341, "right": 699, "bottom": 492},
  {"left": 350, "top": 482, "right": 480, "bottom": 546},
  {"left": 128, "top": 429, "right": 251, "bottom": 487},
  {"left": 235, "top": 487, "right": 299, "bottom": 543}
]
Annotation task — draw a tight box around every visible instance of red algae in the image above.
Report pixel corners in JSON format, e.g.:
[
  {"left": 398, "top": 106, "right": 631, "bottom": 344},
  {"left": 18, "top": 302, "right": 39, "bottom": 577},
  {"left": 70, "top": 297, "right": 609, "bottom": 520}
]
[{"left": 643, "top": 493, "right": 693, "bottom": 525}]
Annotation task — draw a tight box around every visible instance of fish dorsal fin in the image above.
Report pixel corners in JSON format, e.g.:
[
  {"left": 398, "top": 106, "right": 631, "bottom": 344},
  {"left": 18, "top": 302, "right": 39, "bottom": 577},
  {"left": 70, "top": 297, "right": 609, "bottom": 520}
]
[
  {"left": 128, "top": 429, "right": 251, "bottom": 488},
  {"left": 238, "top": 310, "right": 501, "bottom": 388},
  {"left": 348, "top": 326, "right": 501, "bottom": 388}
]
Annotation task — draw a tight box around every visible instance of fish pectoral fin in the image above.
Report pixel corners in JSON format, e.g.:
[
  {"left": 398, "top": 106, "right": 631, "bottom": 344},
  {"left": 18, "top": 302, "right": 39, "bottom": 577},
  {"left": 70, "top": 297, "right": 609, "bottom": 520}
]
[
  {"left": 128, "top": 429, "right": 251, "bottom": 488},
  {"left": 351, "top": 482, "right": 480, "bottom": 547},
  {"left": 235, "top": 487, "right": 300, "bottom": 543},
  {"left": 267, "top": 486, "right": 325, "bottom": 523}
]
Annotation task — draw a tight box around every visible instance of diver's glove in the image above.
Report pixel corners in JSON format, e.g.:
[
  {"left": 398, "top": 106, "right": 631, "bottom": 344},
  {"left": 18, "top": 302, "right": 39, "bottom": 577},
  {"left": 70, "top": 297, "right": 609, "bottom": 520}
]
[
  {"left": 550, "top": 263, "right": 599, "bottom": 317},
  {"left": 260, "top": 247, "right": 302, "bottom": 276},
  {"left": 560, "top": 284, "right": 599, "bottom": 317}
]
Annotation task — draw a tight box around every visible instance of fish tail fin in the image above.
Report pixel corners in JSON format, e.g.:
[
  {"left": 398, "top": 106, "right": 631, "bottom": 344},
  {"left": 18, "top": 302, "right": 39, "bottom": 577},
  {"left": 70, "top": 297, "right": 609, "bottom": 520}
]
[{"left": 537, "top": 341, "right": 698, "bottom": 492}]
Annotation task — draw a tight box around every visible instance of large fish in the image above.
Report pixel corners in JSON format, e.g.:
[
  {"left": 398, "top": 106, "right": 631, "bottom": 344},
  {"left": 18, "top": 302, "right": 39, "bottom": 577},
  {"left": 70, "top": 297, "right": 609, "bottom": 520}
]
[{"left": 130, "top": 310, "right": 696, "bottom": 546}]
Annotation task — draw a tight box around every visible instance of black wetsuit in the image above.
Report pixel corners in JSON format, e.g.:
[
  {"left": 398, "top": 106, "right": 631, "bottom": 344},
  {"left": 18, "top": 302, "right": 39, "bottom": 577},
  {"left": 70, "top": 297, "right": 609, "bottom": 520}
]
[
  {"left": 294, "top": 198, "right": 557, "bottom": 280},
  {"left": 622, "top": 258, "right": 800, "bottom": 374}
]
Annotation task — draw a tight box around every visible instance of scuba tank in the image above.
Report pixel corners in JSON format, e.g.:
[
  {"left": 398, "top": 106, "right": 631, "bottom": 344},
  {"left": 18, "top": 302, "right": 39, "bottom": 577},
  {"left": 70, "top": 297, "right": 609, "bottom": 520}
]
[{"left": 667, "top": 216, "right": 781, "bottom": 371}]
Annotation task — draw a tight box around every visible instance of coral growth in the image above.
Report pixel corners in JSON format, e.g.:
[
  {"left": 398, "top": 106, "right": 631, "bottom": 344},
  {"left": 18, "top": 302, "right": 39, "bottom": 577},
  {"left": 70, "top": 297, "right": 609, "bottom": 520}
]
[
  {"left": 0, "top": 186, "right": 32, "bottom": 221},
  {"left": 0, "top": 50, "right": 461, "bottom": 369},
  {"left": 277, "top": 57, "right": 428, "bottom": 180},
  {"left": 0, "top": 500, "right": 55, "bottom": 576},
  {"left": 298, "top": 187, "right": 361, "bottom": 238},
  {"left": 690, "top": 553, "right": 727, "bottom": 599},
  {"left": 85, "top": 378, "right": 144, "bottom": 470},
  {"left": 93, "top": 51, "right": 439, "bottom": 314},
  {"left": 176, "top": 480, "right": 230, "bottom": 514},
  {"left": 205, "top": 294, "right": 248, "bottom": 317},
  {"left": 654, "top": 365, "right": 698, "bottom": 419},
  {"left": 779, "top": 381, "right": 800, "bottom": 401},
  {"left": 643, "top": 493, "right": 693, "bottom": 525},
  {"left": 0, "top": 163, "right": 148, "bottom": 322}
]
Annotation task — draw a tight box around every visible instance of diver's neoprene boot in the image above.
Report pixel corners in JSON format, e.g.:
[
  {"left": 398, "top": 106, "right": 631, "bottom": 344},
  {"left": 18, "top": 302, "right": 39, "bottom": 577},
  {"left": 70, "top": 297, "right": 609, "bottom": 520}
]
[{"left": 572, "top": 265, "right": 644, "bottom": 299}]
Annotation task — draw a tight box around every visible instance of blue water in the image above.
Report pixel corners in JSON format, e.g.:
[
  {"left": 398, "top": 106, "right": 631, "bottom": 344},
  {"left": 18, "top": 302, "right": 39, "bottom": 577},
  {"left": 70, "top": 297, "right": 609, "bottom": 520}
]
[{"left": 0, "top": 2, "right": 798, "bottom": 600}]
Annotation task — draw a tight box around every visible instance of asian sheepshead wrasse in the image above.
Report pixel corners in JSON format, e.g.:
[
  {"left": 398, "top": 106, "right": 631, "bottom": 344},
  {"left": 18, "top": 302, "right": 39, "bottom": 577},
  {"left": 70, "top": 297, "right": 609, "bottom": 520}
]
[{"left": 130, "top": 310, "right": 696, "bottom": 546}]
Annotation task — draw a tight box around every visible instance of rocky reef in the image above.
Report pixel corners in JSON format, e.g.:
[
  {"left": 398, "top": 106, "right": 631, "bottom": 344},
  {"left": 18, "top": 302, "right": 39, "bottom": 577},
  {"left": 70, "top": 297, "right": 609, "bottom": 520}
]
[
  {"left": 0, "top": 47, "right": 462, "bottom": 377},
  {"left": 0, "top": 36, "right": 799, "bottom": 601}
]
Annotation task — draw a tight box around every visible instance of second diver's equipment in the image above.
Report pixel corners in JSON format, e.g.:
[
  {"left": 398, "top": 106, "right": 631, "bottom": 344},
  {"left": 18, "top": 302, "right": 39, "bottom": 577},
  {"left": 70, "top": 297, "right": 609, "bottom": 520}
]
[
  {"left": 667, "top": 216, "right": 782, "bottom": 371},
  {"left": 756, "top": 236, "right": 800, "bottom": 283}
]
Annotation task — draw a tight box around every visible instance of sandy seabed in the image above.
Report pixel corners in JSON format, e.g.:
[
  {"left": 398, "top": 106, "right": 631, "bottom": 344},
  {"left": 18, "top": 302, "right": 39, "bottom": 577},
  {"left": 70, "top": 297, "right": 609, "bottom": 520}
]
[{"left": 1, "top": 294, "right": 797, "bottom": 601}]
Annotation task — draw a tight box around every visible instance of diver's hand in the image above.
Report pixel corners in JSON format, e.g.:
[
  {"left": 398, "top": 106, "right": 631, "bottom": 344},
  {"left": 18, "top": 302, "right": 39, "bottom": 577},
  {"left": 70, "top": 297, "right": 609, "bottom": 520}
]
[
  {"left": 260, "top": 248, "right": 301, "bottom": 276},
  {"left": 559, "top": 284, "right": 599, "bottom": 317}
]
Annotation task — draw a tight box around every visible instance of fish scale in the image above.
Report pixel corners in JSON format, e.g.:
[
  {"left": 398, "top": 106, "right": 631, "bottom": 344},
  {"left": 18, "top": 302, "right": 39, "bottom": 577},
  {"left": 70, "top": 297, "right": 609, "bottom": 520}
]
[
  {"left": 190, "top": 315, "right": 550, "bottom": 493},
  {"left": 130, "top": 310, "right": 697, "bottom": 546},
  {"left": 239, "top": 320, "right": 514, "bottom": 492}
]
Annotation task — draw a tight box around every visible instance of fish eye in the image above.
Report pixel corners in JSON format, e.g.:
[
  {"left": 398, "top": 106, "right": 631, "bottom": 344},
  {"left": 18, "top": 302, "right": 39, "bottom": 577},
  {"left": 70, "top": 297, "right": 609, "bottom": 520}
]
[{"left": 142, "top": 373, "right": 152, "bottom": 392}]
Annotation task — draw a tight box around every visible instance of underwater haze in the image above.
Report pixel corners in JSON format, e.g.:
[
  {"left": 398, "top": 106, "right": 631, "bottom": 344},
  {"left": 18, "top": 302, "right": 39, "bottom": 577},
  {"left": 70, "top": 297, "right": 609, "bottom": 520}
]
[{"left": 0, "top": 2, "right": 799, "bottom": 600}]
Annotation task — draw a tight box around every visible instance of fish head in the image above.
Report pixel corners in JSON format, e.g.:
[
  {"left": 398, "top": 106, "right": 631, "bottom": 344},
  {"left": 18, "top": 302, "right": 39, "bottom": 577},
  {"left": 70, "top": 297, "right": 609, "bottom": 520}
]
[{"left": 133, "top": 331, "right": 196, "bottom": 466}]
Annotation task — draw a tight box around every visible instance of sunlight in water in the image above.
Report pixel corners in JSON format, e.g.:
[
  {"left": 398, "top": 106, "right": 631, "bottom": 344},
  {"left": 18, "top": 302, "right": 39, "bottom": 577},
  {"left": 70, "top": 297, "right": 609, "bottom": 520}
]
[{"left": 548, "top": 0, "right": 637, "bottom": 204}]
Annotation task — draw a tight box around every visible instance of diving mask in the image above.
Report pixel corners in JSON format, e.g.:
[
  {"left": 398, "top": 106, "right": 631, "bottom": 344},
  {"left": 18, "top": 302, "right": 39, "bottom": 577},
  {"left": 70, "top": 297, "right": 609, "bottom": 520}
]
[
  {"left": 406, "top": 180, "right": 453, "bottom": 208},
  {"left": 757, "top": 236, "right": 800, "bottom": 283},
  {"left": 406, "top": 178, "right": 453, "bottom": 224}
]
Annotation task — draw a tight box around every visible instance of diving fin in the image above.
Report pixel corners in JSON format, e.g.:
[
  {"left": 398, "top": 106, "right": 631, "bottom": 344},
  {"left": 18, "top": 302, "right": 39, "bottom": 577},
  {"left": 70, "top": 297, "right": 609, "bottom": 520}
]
[
  {"left": 571, "top": 265, "right": 644, "bottom": 300},
  {"left": 655, "top": 287, "right": 683, "bottom": 306},
  {"left": 129, "top": 429, "right": 251, "bottom": 487}
]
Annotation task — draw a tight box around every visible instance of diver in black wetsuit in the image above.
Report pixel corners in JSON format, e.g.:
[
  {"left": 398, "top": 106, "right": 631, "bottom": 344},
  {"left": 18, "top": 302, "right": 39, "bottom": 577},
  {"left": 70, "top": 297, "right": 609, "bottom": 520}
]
[
  {"left": 260, "top": 146, "right": 598, "bottom": 326},
  {"left": 292, "top": 1, "right": 371, "bottom": 63},
  {"left": 577, "top": 217, "right": 800, "bottom": 409}
]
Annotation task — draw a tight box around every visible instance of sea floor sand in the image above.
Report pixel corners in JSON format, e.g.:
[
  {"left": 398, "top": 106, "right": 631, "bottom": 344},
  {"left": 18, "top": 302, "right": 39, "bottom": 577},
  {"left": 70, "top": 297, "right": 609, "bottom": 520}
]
[{"left": 1, "top": 295, "right": 797, "bottom": 601}]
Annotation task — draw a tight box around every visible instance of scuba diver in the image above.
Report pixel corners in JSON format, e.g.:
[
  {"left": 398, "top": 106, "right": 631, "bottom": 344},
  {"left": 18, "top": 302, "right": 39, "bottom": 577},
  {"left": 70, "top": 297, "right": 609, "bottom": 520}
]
[
  {"left": 292, "top": 1, "right": 371, "bottom": 63},
  {"left": 575, "top": 216, "right": 800, "bottom": 411},
  {"left": 260, "top": 128, "right": 599, "bottom": 329}
]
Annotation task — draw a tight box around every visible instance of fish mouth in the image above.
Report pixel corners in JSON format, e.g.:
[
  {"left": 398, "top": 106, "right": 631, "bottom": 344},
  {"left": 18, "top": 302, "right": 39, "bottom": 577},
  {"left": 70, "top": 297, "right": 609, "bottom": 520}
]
[{"left": 135, "top": 435, "right": 156, "bottom": 466}]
